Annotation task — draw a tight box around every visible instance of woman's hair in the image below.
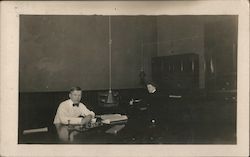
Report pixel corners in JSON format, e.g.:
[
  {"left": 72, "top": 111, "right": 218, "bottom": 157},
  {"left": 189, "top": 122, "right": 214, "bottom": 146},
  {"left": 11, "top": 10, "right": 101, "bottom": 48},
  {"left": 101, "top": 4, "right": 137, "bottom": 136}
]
[{"left": 145, "top": 80, "right": 157, "bottom": 88}]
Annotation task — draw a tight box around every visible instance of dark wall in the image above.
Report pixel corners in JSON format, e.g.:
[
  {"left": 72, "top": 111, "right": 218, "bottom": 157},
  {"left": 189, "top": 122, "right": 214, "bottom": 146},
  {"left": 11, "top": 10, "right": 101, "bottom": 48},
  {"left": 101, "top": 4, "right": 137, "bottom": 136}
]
[
  {"left": 111, "top": 16, "right": 157, "bottom": 88},
  {"left": 19, "top": 15, "right": 157, "bottom": 92},
  {"left": 156, "top": 15, "right": 238, "bottom": 89},
  {"left": 204, "top": 16, "right": 238, "bottom": 91},
  {"left": 157, "top": 16, "right": 206, "bottom": 89}
]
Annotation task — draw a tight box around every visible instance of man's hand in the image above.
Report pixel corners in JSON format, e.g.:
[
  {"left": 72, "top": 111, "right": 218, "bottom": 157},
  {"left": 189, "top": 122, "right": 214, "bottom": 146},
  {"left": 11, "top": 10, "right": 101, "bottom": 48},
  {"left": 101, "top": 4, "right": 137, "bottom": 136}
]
[{"left": 80, "top": 115, "right": 93, "bottom": 125}]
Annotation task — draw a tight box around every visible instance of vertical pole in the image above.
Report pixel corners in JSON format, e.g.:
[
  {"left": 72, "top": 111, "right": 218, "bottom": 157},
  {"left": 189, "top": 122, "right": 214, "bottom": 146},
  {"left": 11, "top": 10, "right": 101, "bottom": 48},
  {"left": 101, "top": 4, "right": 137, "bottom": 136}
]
[
  {"left": 109, "top": 16, "right": 112, "bottom": 92},
  {"left": 141, "top": 42, "right": 144, "bottom": 71}
]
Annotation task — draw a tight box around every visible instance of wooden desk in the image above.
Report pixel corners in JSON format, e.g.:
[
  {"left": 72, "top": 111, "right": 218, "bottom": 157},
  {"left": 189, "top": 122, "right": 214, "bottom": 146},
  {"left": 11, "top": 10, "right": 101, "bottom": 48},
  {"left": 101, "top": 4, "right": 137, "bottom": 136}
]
[{"left": 19, "top": 113, "right": 236, "bottom": 144}]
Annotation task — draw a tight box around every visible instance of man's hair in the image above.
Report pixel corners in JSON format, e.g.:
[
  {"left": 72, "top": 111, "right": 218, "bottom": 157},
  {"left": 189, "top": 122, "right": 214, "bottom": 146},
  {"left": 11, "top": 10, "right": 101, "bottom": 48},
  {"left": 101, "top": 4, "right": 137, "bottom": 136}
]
[{"left": 69, "top": 86, "right": 82, "bottom": 93}]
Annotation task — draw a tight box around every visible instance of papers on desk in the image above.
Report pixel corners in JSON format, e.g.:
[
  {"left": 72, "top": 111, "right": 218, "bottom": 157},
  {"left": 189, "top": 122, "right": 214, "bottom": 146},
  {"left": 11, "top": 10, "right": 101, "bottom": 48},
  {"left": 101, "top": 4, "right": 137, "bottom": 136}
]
[
  {"left": 169, "top": 95, "right": 182, "bottom": 98},
  {"left": 100, "top": 114, "right": 122, "bottom": 119},
  {"left": 100, "top": 114, "right": 128, "bottom": 124},
  {"left": 23, "top": 127, "right": 48, "bottom": 135}
]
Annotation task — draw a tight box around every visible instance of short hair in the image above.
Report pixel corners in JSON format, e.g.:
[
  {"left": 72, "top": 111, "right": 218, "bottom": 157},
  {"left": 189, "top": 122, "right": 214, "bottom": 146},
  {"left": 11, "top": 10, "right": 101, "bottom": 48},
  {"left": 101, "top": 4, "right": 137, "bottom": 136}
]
[
  {"left": 69, "top": 86, "right": 82, "bottom": 93},
  {"left": 145, "top": 81, "right": 157, "bottom": 88}
]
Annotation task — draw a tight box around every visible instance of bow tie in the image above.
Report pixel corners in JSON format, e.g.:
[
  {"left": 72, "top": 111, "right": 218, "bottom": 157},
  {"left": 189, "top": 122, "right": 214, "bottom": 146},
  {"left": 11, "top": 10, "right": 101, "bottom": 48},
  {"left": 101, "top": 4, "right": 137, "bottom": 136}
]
[{"left": 73, "top": 103, "right": 79, "bottom": 107}]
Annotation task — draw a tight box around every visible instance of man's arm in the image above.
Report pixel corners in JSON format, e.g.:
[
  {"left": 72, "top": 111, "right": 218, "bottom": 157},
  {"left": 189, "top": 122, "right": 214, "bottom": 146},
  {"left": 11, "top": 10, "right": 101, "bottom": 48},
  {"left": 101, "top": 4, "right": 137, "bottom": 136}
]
[
  {"left": 57, "top": 105, "right": 82, "bottom": 125},
  {"left": 80, "top": 104, "right": 95, "bottom": 118},
  {"left": 80, "top": 115, "right": 92, "bottom": 124}
]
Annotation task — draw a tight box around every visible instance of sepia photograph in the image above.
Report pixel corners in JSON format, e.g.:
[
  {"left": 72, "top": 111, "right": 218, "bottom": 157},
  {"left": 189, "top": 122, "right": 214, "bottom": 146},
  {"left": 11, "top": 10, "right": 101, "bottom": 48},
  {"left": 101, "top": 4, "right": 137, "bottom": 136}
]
[
  {"left": 18, "top": 15, "right": 238, "bottom": 144},
  {"left": 0, "top": 1, "right": 249, "bottom": 157}
]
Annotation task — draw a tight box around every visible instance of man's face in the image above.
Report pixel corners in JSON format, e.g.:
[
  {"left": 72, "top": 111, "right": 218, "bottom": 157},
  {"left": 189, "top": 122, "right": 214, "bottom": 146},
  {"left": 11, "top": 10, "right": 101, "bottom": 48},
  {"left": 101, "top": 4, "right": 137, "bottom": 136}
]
[
  {"left": 147, "top": 84, "right": 156, "bottom": 93},
  {"left": 69, "top": 90, "right": 82, "bottom": 104}
]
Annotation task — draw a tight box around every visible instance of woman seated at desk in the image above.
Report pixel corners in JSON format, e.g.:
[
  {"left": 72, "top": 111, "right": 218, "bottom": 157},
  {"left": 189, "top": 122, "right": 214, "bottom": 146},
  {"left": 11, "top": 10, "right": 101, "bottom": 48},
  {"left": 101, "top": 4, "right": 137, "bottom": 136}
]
[{"left": 129, "top": 82, "right": 166, "bottom": 126}]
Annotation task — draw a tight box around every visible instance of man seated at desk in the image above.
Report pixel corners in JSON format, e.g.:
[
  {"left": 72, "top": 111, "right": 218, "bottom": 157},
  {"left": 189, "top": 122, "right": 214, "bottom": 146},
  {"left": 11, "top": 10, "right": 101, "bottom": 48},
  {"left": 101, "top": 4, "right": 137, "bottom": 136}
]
[{"left": 54, "top": 86, "right": 95, "bottom": 125}]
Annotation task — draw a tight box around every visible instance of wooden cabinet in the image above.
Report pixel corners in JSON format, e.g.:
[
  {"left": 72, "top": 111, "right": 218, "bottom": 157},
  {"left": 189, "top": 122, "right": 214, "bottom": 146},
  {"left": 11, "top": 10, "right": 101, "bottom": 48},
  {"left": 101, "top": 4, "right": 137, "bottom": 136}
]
[{"left": 152, "top": 53, "right": 199, "bottom": 91}]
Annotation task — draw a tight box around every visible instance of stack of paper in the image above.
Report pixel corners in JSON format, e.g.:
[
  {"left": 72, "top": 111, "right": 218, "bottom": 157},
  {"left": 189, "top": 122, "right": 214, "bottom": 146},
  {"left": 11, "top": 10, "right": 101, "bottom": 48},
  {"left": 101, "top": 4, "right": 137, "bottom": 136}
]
[
  {"left": 23, "top": 127, "right": 48, "bottom": 135},
  {"left": 169, "top": 95, "right": 182, "bottom": 98},
  {"left": 101, "top": 114, "right": 128, "bottom": 124}
]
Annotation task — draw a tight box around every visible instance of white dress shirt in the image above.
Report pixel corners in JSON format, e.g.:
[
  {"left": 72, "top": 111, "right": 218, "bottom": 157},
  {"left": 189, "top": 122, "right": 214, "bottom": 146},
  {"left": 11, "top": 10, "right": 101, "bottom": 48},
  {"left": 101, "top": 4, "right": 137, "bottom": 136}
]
[{"left": 53, "top": 99, "right": 95, "bottom": 124}]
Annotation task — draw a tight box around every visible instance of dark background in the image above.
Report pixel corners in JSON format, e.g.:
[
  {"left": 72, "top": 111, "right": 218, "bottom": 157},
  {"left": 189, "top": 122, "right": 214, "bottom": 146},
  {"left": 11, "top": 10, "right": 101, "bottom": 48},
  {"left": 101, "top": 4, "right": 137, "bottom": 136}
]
[
  {"left": 19, "top": 15, "right": 237, "bottom": 92},
  {"left": 19, "top": 15, "right": 157, "bottom": 91}
]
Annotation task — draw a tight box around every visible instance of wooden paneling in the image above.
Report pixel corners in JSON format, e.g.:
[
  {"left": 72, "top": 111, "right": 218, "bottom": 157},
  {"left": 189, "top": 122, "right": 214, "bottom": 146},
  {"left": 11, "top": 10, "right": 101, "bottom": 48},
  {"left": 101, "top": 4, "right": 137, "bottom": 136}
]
[{"left": 152, "top": 53, "right": 199, "bottom": 91}]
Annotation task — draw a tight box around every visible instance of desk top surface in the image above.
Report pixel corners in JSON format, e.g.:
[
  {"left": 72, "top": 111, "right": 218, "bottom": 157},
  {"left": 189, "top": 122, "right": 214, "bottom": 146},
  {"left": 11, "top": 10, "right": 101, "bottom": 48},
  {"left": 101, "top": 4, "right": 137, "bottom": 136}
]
[{"left": 19, "top": 115, "right": 235, "bottom": 144}]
